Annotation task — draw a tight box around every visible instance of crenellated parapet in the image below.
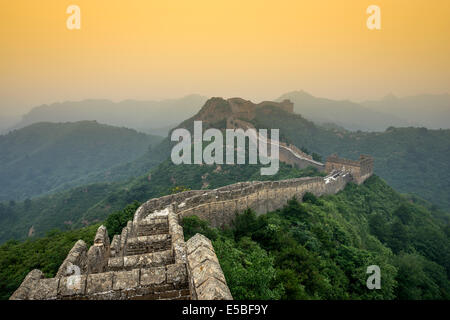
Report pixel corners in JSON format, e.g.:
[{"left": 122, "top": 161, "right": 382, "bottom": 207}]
[
  {"left": 11, "top": 209, "right": 191, "bottom": 300},
  {"left": 325, "top": 154, "right": 373, "bottom": 185},
  {"left": 11, "top": 155, "right": 372, "bottom": 300},
  {"left": 134, "top": 170, "right": 355, "bottom": 228},
  {"left": 186, "top": 234, "right": 232, "bottom": 300}
]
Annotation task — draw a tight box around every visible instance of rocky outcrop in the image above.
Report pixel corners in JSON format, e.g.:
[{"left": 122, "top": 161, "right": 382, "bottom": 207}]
[{"left": 192, "top": 97, "right": 294, "bottom": 126}]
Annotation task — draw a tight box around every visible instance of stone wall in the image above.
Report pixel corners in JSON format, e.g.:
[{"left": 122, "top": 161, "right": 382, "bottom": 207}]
[
  {"left": 11, "top": 156, "right": 372, "bottom": 300},
  {"left": 173, "top": 173, "right": 352, "bottom": 228},
  {"left": 10, "top": 208, "right": 191, "bottom": 300},
  {"left": 325, "top": 154, "right": 373, "bottom": 185},
  {"left": 186, "top": 234, "right": 232, "bottom": 300},
  {"left": 133, "top": 173, "right": 355, "bottom": 230}
]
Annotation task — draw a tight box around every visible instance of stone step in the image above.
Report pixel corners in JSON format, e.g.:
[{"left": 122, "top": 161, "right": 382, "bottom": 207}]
[
  {"left": 125, "top": 234, "right": 171, "bottom": 255},
  {"left": 136, "top": 220, "right": 169, "bottom": 236},
  {"left": 108, "top": 249, "right": 174, "bottom": 271},
  {"left": 130, "top": 264, "right": 191, "bottom": 300},
  {"left": 50, "top": 264, "right": 190, "bottom": 300}
]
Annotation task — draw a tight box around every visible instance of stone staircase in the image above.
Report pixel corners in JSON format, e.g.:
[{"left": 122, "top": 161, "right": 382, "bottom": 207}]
[
  {"left": 10, "top": 207, "right": 195, "bottom": 300},
  {"left": 102, "top": 209, "right": 191, "bottom": 300}
]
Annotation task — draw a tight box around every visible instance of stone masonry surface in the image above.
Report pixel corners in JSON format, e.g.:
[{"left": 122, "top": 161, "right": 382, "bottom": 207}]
[{"left": 10, "top": 155, "right": 372, "bottom": 300}]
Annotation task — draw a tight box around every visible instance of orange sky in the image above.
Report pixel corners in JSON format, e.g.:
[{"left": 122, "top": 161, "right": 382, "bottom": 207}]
[{"left": 1, "top": 0, "right": 449, "bottom": 115}]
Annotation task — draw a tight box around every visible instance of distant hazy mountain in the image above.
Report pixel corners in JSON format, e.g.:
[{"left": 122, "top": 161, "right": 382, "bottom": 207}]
[
  {"left": 361, "top": 93, "right": 450, "bottom": 129},
  {"left": 277, "top": 91, "right": 409, "bottom": 132},
  {"left": 0, "top": 121, "right": 163, "bottom": 202},
  {"left": 0, "top": 114, "right": 20, "bottom": 134},
  {"left": 9, "top": 95, "right": 208, "bottom": 136}
]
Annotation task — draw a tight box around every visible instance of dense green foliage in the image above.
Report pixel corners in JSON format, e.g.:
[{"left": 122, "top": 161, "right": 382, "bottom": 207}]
[
  {"left": 0, "top": 160, "right": 321, "bottom": 243},
  {"left": 0, "top": 201, "right": 145, "bottom": 300},
  {"left": 1, "top": 175, "right": 448, "bottom": 300},
  {"left": 104, "top": 201, "right": 141, "bottom": 237},
  {"left": 0, "top": 121, "right": 162, "bottom": 202},
  {"left": 182, "top": 176, "right": 450, "bottom": 300},
  {"left": 0, "top": 225, "right": 99, "bottom": 300},
  {"left": 0, "top": 182, "right": 120, "bottom": 243}
]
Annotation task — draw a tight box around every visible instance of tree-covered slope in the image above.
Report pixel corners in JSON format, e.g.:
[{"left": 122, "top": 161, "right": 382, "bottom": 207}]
[
  {"left": 0, "top": 121, "right": 162, "bottom": 202},
  {"left": 2, "top": 175, "right": 448, "bottom": 300},
  {"left": 182, "top": 175, "right": 450, "bottom": 300},
  {"left": 0, "top": 159, "right": 321, "bottom": 243},
  {"left": 252, "top": 107, "right": 450, "bottom": 210}
]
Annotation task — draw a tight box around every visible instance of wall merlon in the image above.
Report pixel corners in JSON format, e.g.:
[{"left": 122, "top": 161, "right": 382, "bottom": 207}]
[
  {"left": 185, "top": 234, "right": 232, "bottom": 300},
  {"left": 9, "top": 269, "right": 44, "bottom": 300},
  {"left": 55, "top": 239, "right": 88, "bottom": 278}
]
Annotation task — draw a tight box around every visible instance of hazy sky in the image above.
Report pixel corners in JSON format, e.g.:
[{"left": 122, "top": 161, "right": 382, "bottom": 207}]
[{"left": 1, "top": 0, "right": 449, "bottom": 115}]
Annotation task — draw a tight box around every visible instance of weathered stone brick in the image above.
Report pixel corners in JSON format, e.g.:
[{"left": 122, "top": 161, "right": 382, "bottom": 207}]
[
  {"left": 166, "top": 263, "right": 187, "bottom": 286},
  {"left": 191, "top": 260, "right": 226, "bottom": 288},
  {"left": 196, "top": 277, "right": 233, "bottom": 300},
  {"left": 187, "top": 245, "right": 219, "bottom": 270},
  {"left": 30, "top": 278, "right": 59, "bottom": 300},
  {"left": 113, "top": 269, "right": 139, "bottom": 290},
  {"left": 86, "top": 272, "right": 113, "bottom": 294},
  {"left": 140, "top": 267, "right": 166, "bottom": 286},
  {"left": 108, "top": 256, "right": 124, "bottom": 269},
  {"left": 58, "top": 275, "right": 86, "bottom": 297},
  {"left": 9, "top": 269, "right": 43, "bottom": 300}
]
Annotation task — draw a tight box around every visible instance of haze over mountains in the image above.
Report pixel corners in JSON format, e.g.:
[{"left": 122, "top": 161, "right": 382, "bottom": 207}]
[
  {"left": 1, "top": 95, "right": 449, "bottom": 245},
  {"left": 277, "top": 91, "right": 450, "bottom": 131},
  {"left": 7, "top": 95, "right": 208, "bottom": 136},
  {"left": 361, "top": 93, "right": 450, "bottom": 130},
  {"left": 0, "top": 121, "right": 162, "bottom": 202},
  {"left": 3, "top": 91, "right": 449, "bottom": 136}
]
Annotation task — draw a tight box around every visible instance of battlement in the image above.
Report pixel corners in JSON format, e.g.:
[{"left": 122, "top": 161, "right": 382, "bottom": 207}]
[
  {"left": 11, "top": 155, "right": 372, "bottom": 300},
  {"left": 325, "top": 154, "right": 373, "bottom": 185}
]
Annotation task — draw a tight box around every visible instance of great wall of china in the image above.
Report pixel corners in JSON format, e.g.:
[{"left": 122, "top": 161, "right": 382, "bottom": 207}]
[{"left": 10, "top": 154, "right": 373, "bottom": 300}]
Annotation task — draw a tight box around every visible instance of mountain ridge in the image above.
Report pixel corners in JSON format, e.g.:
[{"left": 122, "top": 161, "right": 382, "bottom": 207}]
[
  {"left": 0, "top": 121, "right": 163, "bottom": 202},
  {"left": 8, "top": 95, "right": 208, "bottom": 136}
]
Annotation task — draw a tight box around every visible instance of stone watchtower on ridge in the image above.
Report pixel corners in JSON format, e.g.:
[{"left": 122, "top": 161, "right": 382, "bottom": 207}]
[{"left": 325, "top": 154, "right": 374, "bottom": 185}]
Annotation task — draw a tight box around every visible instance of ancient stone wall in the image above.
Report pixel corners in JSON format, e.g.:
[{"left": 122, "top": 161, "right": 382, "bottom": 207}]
[
  {"left": 11, "top": 207, "right": 191, "bottom": 300},
  {"left": 325, "top": 154, "right": 373, "bottom": 185},
  {"left": 186, "top": 234, "right": 232, "bottom": 300},
  {"left": 165, "top": 173, "right": 352, "bottom": 228},
  {"left": 278, "top": 145, "right": 325, "bottom": 170},
  {"left": 11, "top": 156, "right": 372, "bottom": 300}
]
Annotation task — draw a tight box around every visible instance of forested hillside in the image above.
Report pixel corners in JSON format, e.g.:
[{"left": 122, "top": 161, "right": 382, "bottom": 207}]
[
  {"left": 1, "top": 99, "right": 449, "bottom": 244},
  {"left": 0, "top": 160, "right": 320, "bottom": 243},
  {"left": 0, "top": 121, "right": 162, "bottom": 202},
  {"left": 1, "top": 176, "right": 448, "bottom": 300},
  {"left": 182, "top": 176, "right": 450, "bottom": 300},
  {"left": 252, "top": 106, "right": 450, "bottom": 210}
]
